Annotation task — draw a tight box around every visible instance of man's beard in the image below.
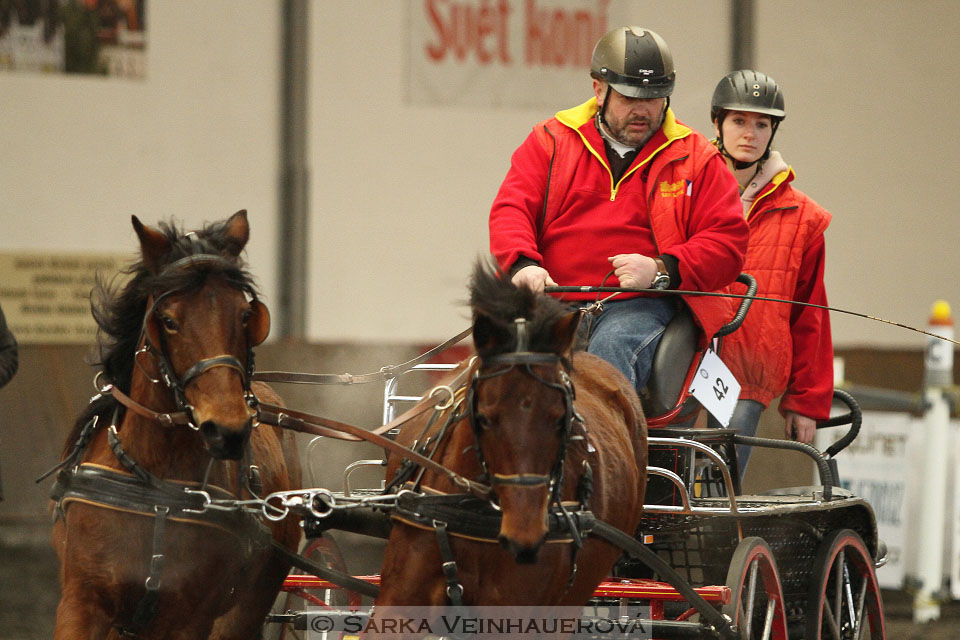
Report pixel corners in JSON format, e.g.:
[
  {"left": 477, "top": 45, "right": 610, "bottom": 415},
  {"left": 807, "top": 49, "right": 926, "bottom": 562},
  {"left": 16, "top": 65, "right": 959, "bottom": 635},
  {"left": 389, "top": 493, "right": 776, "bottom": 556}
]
[{"left": 607, "top": 113, "right": 662, "bottom": 148}]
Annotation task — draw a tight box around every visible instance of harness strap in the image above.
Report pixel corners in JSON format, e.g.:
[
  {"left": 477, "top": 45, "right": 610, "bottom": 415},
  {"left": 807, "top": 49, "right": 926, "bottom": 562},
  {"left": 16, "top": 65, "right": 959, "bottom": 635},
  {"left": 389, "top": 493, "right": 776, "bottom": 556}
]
[
  {"left": 489, "top": 473, "right": 550, "bottom": 487},
  {"left": 123, "top": 505, "right": 169, "bottom": 636},
  {"left": 180, "top": 354, "right": 247, "bottom": 388},
  {"left": 258, "top": 401, "right": 492, "bottom": 501},
  {"left": 108, "top": 385, "right": 194, "bottom": 428},
  {"left": 52, "top": 464, "right": 243, "bottom": 527},
  {"left": 269, "top": 539, "right": 380, "bottom": 599},
  {"left": 108, "top": 424, "right": 179, "bottom": 493},
  {"left": 253, "top": 327, "right": 473, "bottom": 386},
  {"left": 36, "top": 413, "right": 101, "bottom": 483},
  {"left": 392, "top": 492, "right": 585, "bottom": 544},
  {"left": 434, "top": 521, "right": 465, "bottom": 606}
]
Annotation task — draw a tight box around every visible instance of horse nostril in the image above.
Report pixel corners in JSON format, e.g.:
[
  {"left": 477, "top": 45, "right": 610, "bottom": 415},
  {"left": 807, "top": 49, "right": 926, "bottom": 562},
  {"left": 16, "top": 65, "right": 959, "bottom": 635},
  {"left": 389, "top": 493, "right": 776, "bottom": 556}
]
[
  {"left": 199, "top": 421, "right": 247, "bottom": 460},
  {"left": 498, "top": 536, "right": 541, "bottom": 564},
  {"left": 200, "top": 421, "right": 223, "bottom": 443}
]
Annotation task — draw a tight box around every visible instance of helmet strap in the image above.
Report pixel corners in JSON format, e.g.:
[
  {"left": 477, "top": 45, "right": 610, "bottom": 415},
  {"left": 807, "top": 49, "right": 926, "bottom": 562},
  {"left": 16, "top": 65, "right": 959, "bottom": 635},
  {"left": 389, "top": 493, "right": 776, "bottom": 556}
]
[{"left": 597, "top": 85, "right": 612, "bottom": 129}]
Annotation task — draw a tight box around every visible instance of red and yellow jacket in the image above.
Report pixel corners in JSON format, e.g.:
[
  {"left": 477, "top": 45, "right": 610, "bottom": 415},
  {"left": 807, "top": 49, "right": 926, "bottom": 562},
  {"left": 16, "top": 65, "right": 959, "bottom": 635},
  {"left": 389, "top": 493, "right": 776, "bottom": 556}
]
[
  {"left": 489, "top": 98, "right": 748, "bottom": 342},
  {"left": 722, "top": 163, "right": 834, "bottom": 418}
]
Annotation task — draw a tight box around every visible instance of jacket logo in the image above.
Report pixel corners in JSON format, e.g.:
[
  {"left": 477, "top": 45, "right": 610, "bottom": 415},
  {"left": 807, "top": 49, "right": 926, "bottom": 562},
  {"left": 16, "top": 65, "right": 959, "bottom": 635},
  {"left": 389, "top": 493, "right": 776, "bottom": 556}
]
[{"left": 659, "top": 180, "right": 685, "bottom": 198}]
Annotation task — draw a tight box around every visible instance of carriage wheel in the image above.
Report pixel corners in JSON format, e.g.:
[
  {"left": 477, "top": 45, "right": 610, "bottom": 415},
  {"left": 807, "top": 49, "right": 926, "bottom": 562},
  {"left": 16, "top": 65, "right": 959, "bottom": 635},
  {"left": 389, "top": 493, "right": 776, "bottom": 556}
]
[
  {"left": 804, "top": 529, "right": 885, "bottom": 640},
  {"left": 722, "top": 537, "right": 789, "bottom": 640},
  {"left": 278, "top": 533, "right": 359, "bottom": 640}
]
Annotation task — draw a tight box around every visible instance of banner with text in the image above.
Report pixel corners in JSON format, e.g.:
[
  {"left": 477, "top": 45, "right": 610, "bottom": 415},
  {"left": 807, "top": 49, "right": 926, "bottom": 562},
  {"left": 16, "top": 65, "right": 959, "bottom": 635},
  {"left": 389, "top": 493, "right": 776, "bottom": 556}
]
[
  {"left": 815, "top": 410, "right": 960, "bottom": 590},
  {"left": 0, "top": 252, "right": 127, "bottom": 344},
  {"left": 406, "top": 0, "right": 611, "bottom": 109}
]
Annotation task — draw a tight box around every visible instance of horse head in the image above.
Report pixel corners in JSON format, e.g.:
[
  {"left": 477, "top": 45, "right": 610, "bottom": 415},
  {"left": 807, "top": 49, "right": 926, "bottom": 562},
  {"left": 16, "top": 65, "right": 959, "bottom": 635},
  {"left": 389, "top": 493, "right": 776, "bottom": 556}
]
[
  {"left": 469, "top": 261, "right": 581, "bottom": 563},
  {"left": 132, "top": 210, "right": 270, "bottom": 460}
]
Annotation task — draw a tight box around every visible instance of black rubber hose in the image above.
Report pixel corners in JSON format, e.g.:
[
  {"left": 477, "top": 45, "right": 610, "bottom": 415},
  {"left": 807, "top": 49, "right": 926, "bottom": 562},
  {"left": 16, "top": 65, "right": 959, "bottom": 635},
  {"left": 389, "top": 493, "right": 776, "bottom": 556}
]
[
  {"left": 817, "top": 388, "right": 862, "bottom": 459},
  {"left": 713, "top": 273, "right": 758, "bottom": 338},
  {"left": 733, "top": 435, "right": 834, "bottom": 500}
]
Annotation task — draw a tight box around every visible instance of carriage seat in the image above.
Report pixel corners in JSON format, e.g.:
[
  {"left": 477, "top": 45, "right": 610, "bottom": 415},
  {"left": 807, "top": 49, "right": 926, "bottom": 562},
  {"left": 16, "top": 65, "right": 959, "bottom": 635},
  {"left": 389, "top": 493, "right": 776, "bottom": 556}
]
[{"left": 640, "top": 304, "right": 699, "bottom": 422}]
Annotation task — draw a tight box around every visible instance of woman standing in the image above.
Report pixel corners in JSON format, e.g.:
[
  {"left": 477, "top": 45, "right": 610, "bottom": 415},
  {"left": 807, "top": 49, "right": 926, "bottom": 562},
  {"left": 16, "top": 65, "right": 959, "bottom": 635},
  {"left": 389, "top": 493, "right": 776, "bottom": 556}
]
[{"left": 709, "top": 70, "right": 834, "bottom": 477}]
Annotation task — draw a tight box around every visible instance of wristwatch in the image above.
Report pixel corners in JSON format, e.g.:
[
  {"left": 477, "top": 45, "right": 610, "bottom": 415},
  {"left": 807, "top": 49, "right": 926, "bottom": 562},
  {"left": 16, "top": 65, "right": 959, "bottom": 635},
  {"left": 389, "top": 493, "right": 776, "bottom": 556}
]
[{"left": 651, "top": 257, "right": 670, "bottom": 290}]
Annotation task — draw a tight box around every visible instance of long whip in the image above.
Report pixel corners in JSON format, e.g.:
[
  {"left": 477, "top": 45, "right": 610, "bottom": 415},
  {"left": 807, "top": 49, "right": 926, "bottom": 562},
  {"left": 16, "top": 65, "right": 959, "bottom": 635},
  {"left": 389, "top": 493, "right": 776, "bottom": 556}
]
[{"left": 544, "top": 286, "right": 960, "bottom": 347}]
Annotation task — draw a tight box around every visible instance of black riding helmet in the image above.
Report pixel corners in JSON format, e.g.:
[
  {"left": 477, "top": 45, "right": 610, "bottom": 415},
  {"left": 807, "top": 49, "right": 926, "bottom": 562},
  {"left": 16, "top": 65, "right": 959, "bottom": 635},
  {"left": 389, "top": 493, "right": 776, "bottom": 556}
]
[
  {"left": 590, "top": 26, "right": 675, "bottom": 133},
  {"left": 711, "top": 70, "right": 785, "bottom": 169}
]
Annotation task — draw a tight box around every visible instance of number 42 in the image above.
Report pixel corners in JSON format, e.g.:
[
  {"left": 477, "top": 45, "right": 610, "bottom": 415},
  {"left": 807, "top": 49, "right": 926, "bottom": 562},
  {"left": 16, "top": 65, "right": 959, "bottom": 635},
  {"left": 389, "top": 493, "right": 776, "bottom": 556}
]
[{"left": 713, "top": 377, "right": 729, "bottom": 401}]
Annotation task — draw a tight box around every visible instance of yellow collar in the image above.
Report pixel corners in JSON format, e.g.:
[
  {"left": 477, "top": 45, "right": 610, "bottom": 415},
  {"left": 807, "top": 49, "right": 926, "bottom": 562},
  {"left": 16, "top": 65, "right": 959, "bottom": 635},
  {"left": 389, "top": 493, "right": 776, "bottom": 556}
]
[{"left": 555, "top": 97, "right": 690, "bottom": 142}]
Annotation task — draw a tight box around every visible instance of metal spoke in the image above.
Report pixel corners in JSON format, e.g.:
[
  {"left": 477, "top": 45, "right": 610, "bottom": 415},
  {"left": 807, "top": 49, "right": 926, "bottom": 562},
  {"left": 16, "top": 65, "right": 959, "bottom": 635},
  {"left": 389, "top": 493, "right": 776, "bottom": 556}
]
[
  {"left": 823, "top": 598, "right": 843, "bottom": 640},
  {"left": 761, "top": 598, "right": 775, "bottom": 640},
  {"left": 853, "top": 579, "right": 868, "bottom": 639},
  {"left": 843, "top": 563, "right": 857, "bottom": 633},
  {"left": 745, "top": 558, "right": 759, "bottom": 638},
  {"left": 833, "top": 551, "right": 844, "bottom": 632}
]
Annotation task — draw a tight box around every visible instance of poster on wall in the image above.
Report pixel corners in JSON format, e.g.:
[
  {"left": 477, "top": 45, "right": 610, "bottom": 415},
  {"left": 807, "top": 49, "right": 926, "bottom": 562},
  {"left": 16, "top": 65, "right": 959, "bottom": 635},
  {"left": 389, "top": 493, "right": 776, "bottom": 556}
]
[
  {"left": 406, "top": 0, "right": 611, "bottom": 109},
  {"left": 0, "top": 0, "right": 146, "bottom": 78},
  {"left": 0, "top": 252, "right": 128, "bottom": 344}
]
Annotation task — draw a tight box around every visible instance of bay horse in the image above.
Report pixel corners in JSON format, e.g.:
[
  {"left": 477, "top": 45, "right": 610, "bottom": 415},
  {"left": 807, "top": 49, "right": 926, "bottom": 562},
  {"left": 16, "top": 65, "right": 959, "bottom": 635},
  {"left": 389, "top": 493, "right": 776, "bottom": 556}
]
[
  {"left": 50, "top": 211, "right": 301, "bottom": 639},
  {"left": 376, "top": 260, "right": 647, "bottom": 609}
]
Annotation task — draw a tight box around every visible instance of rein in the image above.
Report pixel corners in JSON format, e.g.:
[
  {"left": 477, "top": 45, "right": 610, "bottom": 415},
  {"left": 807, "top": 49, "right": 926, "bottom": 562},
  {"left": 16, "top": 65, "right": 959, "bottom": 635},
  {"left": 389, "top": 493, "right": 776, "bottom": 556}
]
[
  {"left": 253, "top": 327, "right": 473, "bottom": 386},
  {"left": 545, "top": 285, "right": 960, "bottom": 347},
  {"left": 255, "top": 359, "right": 494, "bottom": 502}
]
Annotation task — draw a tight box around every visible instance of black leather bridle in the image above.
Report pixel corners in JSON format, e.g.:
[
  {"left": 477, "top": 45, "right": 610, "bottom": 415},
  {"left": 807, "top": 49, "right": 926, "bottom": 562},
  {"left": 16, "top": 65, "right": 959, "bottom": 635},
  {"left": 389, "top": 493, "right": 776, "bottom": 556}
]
[
  {"left": 466, "top": 317, "right": 580, "bottom": 506},
  {"left": 134, "top": 254, "right": 260, "bottom": 431}
]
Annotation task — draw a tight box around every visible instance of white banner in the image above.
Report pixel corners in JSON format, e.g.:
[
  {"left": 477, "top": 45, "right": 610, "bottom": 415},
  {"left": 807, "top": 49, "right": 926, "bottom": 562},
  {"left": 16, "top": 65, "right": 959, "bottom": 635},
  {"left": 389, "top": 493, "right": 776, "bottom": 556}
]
[
  {"left": 815, "top": 410, "right": 960, "bottom": 591},
  {"left": 406, "top": 0, "right": 611, "bottom": 109}
]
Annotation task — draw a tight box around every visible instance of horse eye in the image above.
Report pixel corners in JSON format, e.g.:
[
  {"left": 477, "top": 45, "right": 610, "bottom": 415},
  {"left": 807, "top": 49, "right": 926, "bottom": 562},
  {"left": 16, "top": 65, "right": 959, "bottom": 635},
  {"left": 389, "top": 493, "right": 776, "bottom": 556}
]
[
  {"left": 159, "top": 315, "right": 178, "bottom": 333},
  {"left": 241, "top": 310, "right": 252, "bottom": 326},
  {"left": 475, "top": 414, "right": 492, "bottom": 429}
]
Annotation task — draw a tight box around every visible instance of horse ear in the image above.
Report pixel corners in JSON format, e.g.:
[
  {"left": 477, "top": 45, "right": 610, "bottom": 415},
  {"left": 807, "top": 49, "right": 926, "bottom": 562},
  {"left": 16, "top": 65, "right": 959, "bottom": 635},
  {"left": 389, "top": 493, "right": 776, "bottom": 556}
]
[
  {"left": 246, "top": 299, "right": 270, "bottom": 346},
  {"left": 472, "top": 312, "right": 510, "bottom": 355},
  {"left": 132, "top": 215, "right": 170, "bottom": 271},
  {"left": 552, "top": 310, "right": 583, "bottom": 357},
  {"left": 222, "top": 210, "right": 250, "bottom": 257}
]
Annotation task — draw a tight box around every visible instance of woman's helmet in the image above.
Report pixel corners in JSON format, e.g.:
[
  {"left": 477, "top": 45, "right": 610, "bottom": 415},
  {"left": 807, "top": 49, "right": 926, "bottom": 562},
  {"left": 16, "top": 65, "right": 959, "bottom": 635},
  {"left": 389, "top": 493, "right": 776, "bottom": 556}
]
[
  {"left": 590, "top": 26, "right": 675, "bottom": 99},
  {"left": 711, "top": 70, "right": 785, "bottom": 168},
  {"left": 711, "top": 70, "right": 784, "bottom": 122}
]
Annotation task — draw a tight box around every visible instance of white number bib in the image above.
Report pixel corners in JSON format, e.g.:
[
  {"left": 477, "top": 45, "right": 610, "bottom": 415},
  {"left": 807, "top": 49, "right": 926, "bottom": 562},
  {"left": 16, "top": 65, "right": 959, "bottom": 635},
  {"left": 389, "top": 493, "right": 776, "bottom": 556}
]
[{"left": 688, "top": 348, "right": 740, "bottom": 427}]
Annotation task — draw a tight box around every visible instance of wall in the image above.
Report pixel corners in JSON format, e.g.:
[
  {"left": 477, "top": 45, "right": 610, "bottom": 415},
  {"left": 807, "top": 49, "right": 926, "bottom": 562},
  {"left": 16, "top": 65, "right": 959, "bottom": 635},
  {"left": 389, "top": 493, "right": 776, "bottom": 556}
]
[
  {"left": 0, "top": 1, "right": 283, "bottom": 328},
  {"left": 305, "top": 0, "right": 960, "bottom": 346},
  {"left": 307, "top": 0, "right": 730, "bottom": 343},
  {"left": 2, "top": 1, "right": 957, "bottom": 347},
  {"left": 748, "top": 0, "right": 960, "bottom": 347}
]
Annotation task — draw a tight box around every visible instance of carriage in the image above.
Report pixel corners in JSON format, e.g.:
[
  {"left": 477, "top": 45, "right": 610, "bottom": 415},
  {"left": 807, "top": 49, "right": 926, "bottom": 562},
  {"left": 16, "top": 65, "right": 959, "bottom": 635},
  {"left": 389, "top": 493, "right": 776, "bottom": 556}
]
[
  {"left": 47, "top": 213, "right": 885, "bottom": 640},
  {"left": 262, "top": 276, "right": 885, "bottom": 639}
]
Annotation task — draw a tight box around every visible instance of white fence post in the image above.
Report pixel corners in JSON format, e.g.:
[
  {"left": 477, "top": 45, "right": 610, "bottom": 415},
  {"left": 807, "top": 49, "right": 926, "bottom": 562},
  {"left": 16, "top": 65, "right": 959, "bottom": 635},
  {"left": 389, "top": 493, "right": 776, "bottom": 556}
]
[{"left": 913, "top": 301, "right": 955, "bottom": 623}]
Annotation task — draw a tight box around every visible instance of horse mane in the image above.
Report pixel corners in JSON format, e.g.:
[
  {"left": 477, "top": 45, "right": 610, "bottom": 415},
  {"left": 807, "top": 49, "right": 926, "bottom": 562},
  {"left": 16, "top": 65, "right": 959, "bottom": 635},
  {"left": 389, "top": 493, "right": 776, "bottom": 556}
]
[
  {"left": 469, "top": 258, "right": 577, "bottom": 358},
  {"left": 63, "top": 217, "right": 259, "bottom": 457}
]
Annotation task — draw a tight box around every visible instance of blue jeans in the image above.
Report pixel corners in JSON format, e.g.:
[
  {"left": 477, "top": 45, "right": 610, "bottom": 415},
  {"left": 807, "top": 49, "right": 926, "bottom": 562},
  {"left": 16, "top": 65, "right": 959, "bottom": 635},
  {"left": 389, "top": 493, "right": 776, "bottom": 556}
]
[
  {"left": 708, "top": 399, "right": 765, "bottom": 479},
  {"left": 585, "top": 297, "right": 676, "bottom": 394}
]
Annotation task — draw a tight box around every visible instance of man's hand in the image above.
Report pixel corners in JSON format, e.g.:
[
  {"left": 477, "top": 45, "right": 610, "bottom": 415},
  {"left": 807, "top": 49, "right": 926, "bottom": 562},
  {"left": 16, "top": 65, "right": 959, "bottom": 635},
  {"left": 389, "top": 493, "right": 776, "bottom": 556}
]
[
  {"left": 609, "top": 254, "right": 657, "bottom": 288},
  {"left": 785, "top": 411, "right": 817, "bottom": 444},
  {"left": 511, "top": 265, "right": 557, "bottom": 293}
]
